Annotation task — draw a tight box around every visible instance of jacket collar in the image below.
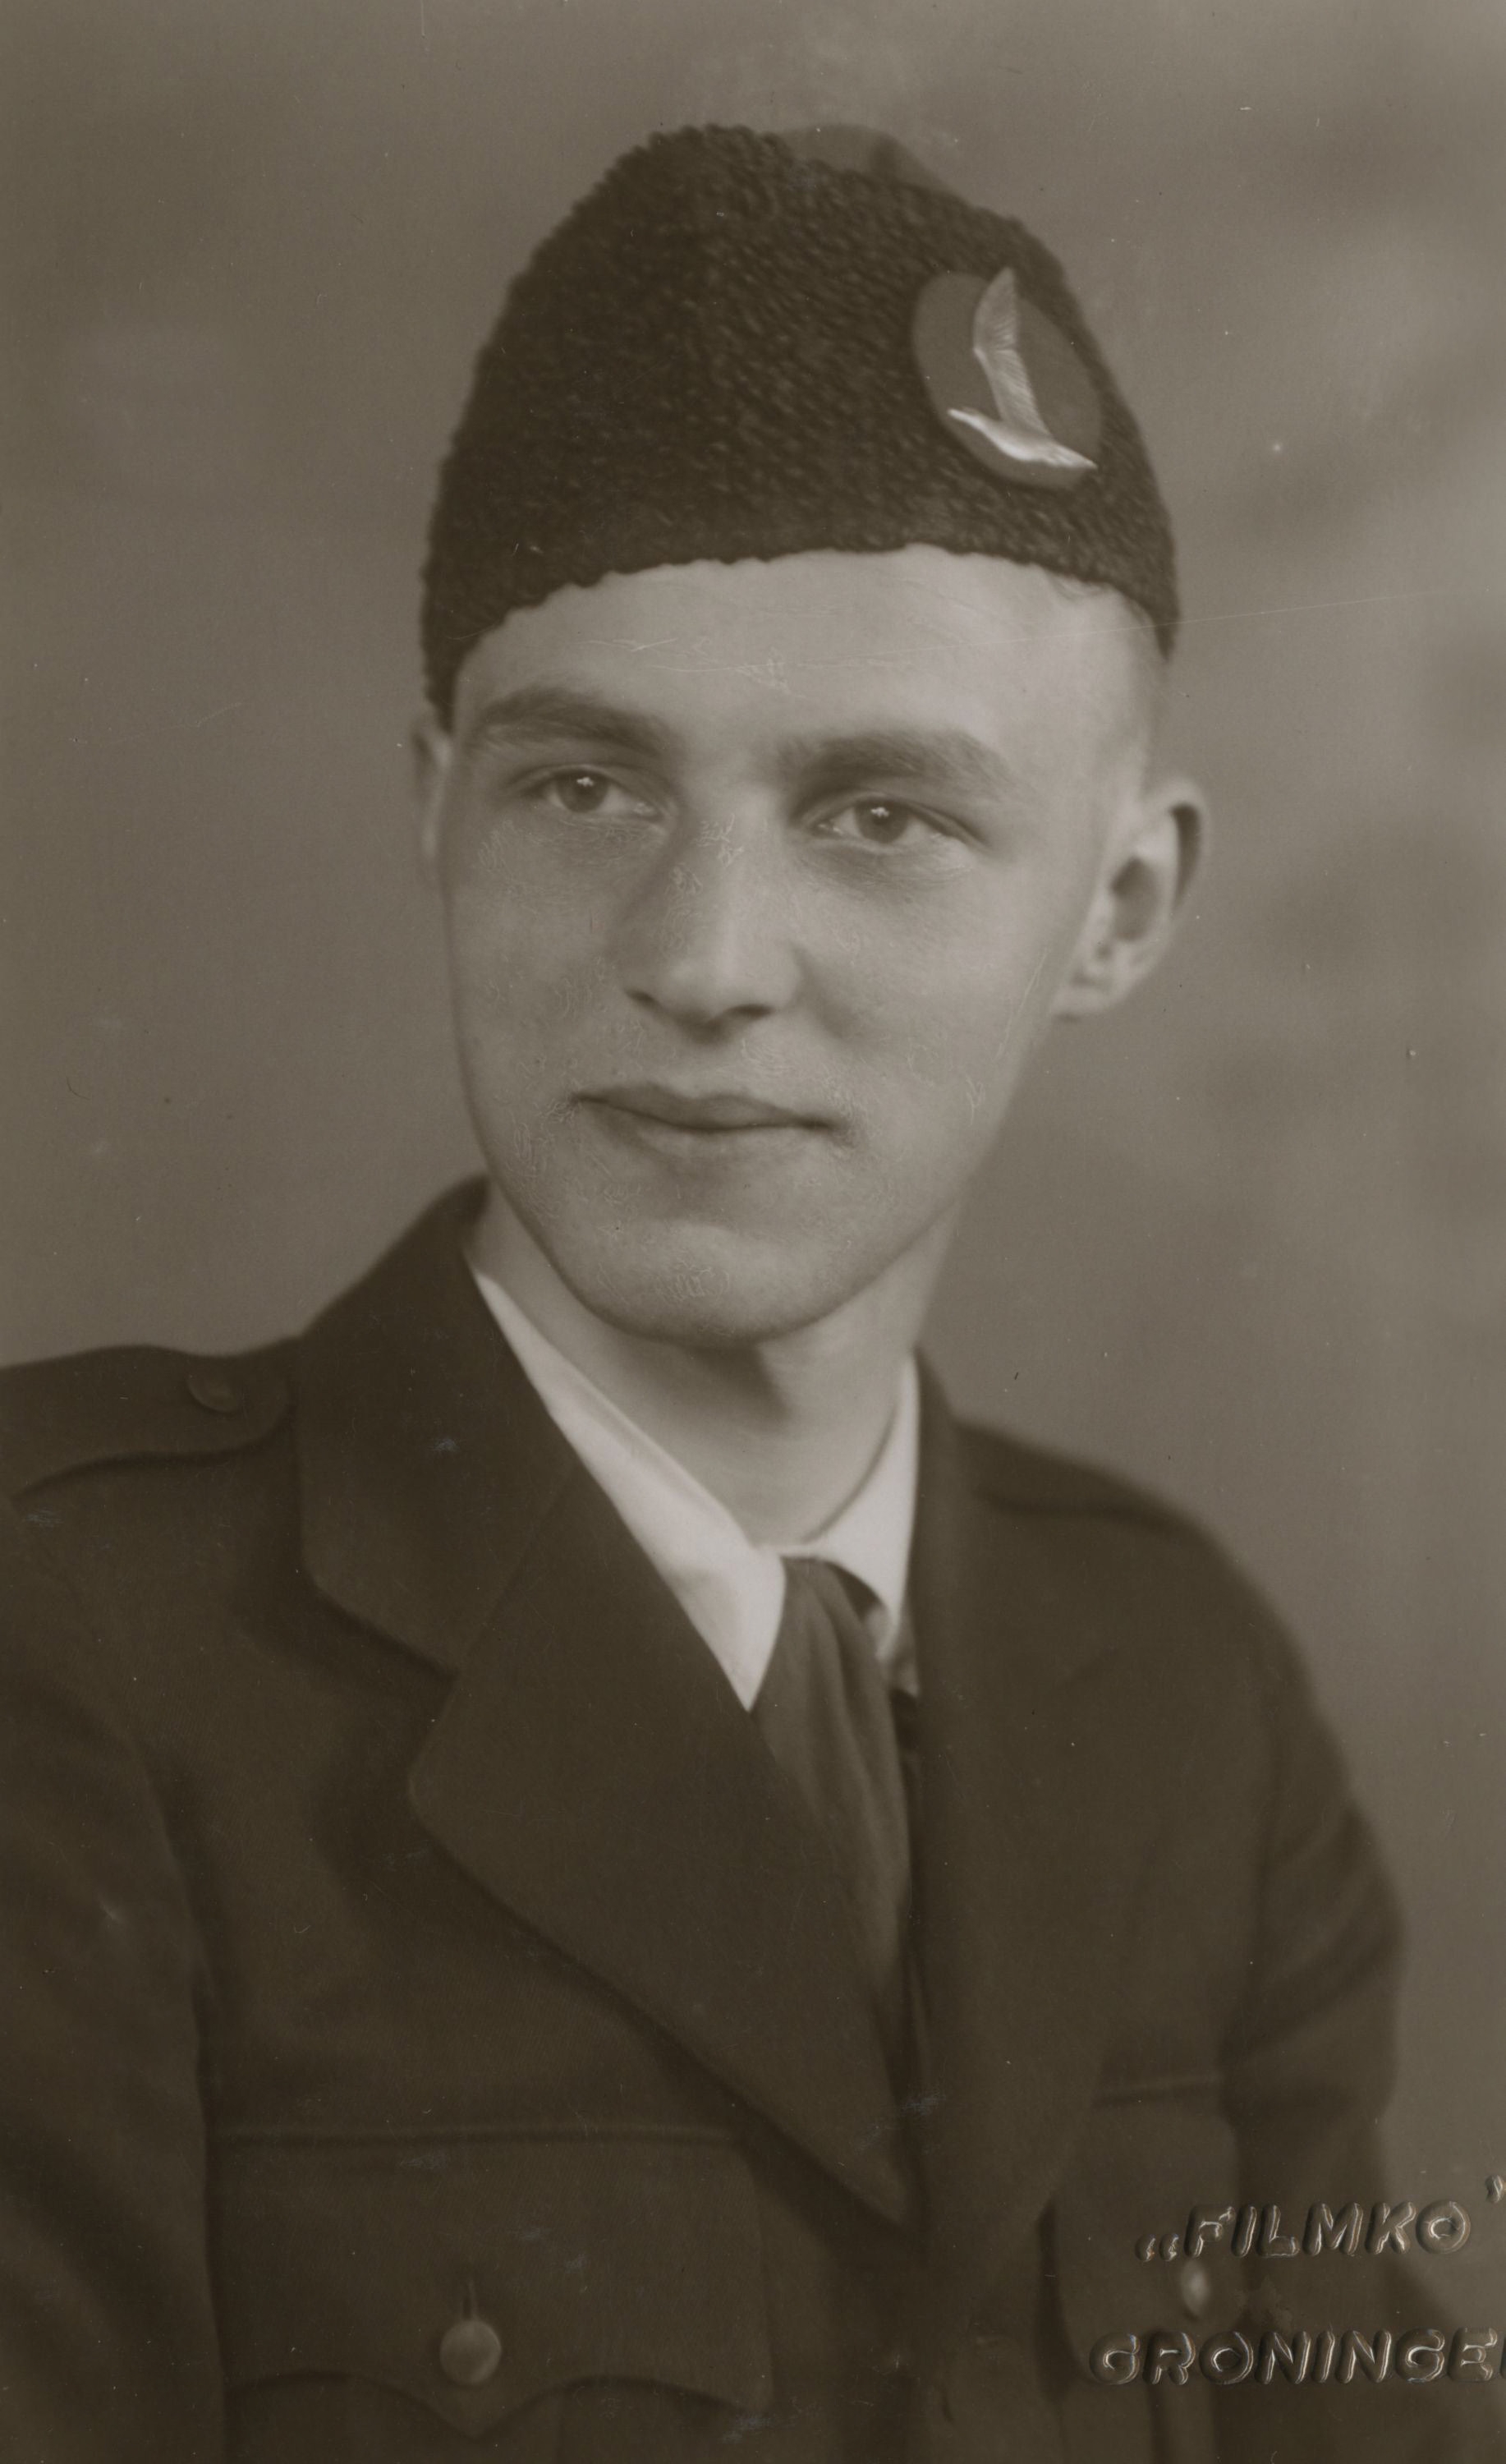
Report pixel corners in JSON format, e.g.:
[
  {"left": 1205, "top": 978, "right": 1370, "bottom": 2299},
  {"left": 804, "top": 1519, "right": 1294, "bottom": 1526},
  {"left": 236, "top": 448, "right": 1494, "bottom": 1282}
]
[{"left": 296, "top": 1182, "right": 575, "bottom": 1673}]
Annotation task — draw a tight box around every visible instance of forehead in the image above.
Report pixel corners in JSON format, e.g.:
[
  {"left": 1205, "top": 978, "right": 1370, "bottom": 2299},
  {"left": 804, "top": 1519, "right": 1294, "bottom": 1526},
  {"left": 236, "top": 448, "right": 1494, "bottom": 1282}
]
[{"left": 450, "top": 548, "right": 1146, "bottom": 764}]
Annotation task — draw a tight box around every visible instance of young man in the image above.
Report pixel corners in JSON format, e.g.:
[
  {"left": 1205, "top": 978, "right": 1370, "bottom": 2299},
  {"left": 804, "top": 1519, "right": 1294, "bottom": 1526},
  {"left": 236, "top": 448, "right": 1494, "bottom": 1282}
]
[{"left": 3, "top": 125, "right": 1499, "bottom": 2462}]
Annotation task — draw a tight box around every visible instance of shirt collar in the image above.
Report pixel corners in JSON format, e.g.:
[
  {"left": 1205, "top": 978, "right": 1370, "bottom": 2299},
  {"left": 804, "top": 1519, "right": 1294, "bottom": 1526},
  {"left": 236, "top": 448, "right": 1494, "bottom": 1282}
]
[{"left": 471, "top": 1263, "right": 918, "bottom": 1709}]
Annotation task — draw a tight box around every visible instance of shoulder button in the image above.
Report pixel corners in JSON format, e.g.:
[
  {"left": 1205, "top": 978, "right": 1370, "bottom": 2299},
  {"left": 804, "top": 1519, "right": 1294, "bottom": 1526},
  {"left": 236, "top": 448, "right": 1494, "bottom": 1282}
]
[
  {"left": 185, "top": 1367, "right": 245, "bottom": 1416},
  {"left": 0, "top": 1342, "right": 290, "bottom": 1499}
]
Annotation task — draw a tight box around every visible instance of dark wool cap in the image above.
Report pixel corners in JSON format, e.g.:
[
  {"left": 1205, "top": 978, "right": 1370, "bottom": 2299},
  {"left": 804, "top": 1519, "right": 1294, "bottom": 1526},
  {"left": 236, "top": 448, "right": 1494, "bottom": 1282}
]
[{"left": 421, "top": 124, "right": 1178, "bottom": 718}]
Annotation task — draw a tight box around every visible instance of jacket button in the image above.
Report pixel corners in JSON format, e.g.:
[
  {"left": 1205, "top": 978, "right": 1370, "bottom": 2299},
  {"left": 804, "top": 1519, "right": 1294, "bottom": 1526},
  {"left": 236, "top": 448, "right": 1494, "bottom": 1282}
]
[
  {"left": 438, "top": 2315, "right": 503, "bottom": 2386},
  {"left": 186, "top": 1367, "right": 245, "bottom": 1416},
  {"left": 1179, "top": 2259, "right": 1213, "bottom": 2319}
]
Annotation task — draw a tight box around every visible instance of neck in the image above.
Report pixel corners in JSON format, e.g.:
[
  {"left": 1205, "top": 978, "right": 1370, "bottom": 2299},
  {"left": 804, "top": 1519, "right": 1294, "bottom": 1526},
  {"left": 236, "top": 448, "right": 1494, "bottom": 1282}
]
[{"left": 471, "top": 1193, "right": 951, "bottom": 1542}]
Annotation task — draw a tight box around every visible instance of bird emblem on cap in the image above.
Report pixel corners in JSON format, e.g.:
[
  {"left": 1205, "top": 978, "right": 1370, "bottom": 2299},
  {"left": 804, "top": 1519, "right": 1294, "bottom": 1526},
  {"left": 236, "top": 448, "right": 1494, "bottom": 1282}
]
[
  {"left": 911, "top": 262, "right": 1102, "bottom": 492},
  {"left": 949, "top": 269, "right": 1095, "bottom": 475}
]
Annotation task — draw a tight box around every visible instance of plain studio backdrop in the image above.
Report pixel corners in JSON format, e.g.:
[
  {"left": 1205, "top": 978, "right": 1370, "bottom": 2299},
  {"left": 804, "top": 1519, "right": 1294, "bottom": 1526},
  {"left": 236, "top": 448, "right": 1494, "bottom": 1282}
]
[{"left": 4, "top": 0, "right": 1504, "bottom": 2328}]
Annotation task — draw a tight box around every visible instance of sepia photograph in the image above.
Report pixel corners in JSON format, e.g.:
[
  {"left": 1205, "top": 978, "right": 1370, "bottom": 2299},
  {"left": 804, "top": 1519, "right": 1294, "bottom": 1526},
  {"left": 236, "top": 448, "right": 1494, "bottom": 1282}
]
[{"left": 3, "top": 1, "right": 1504, "bottom": 2456}]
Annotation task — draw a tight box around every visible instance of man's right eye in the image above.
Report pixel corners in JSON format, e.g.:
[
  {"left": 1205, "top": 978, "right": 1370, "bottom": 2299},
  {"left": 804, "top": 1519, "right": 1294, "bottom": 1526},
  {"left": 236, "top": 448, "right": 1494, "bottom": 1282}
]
[{"left": 531, "top": 769, "right": 654, "bottom": 820}]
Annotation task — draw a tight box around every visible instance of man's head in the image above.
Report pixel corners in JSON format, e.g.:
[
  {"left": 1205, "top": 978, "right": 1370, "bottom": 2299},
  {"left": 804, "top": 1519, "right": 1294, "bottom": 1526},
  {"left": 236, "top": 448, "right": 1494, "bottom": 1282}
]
[{"left": 416, "top": 126, "right": 1202, "bottom": 1349}]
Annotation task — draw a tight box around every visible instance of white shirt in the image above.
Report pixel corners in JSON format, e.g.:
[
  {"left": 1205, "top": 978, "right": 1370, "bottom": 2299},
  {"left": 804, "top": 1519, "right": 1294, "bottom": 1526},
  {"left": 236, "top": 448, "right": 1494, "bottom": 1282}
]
[{"left": 472, "top": 1266, "right": 920, "bottom": 1709}]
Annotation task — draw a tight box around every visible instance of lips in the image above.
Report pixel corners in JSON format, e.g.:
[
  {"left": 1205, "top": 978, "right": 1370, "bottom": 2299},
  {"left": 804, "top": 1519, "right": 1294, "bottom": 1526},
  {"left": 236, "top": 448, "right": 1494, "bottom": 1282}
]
[{"left": 585, "top": 1083, "right": 823, "bottom": 1133}]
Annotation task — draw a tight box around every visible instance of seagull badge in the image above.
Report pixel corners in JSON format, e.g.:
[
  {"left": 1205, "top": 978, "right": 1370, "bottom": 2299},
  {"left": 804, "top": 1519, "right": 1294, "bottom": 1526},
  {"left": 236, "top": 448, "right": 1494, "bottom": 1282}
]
[{"left": 911, "top": 265, "right": 1102, "bottom": 490}]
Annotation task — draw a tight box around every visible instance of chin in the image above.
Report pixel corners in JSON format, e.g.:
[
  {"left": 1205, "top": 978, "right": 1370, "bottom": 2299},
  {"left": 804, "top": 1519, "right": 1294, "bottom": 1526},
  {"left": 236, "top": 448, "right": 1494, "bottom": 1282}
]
[{"left": 543, "top": 1221, "right": 865, "bottom": 1349}]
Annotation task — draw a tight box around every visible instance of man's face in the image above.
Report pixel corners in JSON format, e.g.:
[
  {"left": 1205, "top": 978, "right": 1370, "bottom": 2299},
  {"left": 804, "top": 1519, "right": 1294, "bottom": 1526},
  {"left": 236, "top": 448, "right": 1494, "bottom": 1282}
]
[{"left": 421, "top": 546, "right": 1178, "bottom": 1346}]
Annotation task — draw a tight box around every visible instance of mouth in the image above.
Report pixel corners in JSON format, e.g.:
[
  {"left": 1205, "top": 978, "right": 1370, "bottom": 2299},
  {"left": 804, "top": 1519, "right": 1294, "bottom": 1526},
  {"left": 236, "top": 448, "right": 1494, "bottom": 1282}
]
[{"left": 581, "top": 1084, "right": 831, "bottom": 1139}]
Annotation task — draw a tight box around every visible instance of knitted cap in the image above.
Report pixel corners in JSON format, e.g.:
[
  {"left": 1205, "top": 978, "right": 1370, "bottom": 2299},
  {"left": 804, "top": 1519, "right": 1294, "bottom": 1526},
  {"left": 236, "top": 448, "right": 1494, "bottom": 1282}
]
[{"left": 421, "top": 124, "right": 1178, "bottom": 718}]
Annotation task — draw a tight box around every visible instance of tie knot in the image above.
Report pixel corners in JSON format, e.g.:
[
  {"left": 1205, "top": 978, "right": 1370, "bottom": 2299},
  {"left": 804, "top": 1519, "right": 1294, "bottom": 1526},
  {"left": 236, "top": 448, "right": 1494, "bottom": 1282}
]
[{"left": 781, "top": 1554, "right": 875, "bottom": 1639}]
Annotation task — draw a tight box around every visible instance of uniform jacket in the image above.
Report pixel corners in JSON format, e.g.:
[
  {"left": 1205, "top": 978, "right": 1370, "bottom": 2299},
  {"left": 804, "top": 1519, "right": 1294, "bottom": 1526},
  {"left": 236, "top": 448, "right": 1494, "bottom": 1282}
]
[{"left": 2, "top": 1184, "right": 1501, "bottom": 2464}]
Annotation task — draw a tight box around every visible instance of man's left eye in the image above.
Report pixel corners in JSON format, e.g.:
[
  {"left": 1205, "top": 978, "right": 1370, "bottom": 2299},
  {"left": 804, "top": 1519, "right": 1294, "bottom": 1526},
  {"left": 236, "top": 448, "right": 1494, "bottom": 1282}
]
[{"left": 820, "top": 799, "right": 941, "bottom": 850}]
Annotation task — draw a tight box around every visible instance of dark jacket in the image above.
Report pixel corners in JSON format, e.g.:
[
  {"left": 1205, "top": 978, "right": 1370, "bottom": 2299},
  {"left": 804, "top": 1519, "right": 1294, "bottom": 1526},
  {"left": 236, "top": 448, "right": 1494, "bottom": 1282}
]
[{"left": 2, "top": 1185, "right": 1499, "bottom": 2462}]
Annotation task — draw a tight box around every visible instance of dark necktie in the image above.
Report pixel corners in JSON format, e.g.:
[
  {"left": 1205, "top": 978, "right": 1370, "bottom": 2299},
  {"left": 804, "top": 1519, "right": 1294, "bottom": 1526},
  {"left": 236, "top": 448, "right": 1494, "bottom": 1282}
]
[{"left": 752, "top": 1558, "right": 913, "bottom": 2065}]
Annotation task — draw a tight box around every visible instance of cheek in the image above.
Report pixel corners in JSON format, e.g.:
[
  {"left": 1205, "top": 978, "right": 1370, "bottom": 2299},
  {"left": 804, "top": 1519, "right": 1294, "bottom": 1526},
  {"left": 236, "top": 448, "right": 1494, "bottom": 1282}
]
[
  {"left": 847, "top": 896, "right": 1073, "bottom": 1126},
  {"left": 441, "top": 855, "right": 609, "bottom": 1050}
]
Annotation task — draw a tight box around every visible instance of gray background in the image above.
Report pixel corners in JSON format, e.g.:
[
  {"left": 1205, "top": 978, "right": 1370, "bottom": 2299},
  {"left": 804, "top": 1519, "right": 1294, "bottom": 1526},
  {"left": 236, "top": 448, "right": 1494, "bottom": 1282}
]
[{"left": 5, "top": 0, "right": 1504, "bottom": 2321}]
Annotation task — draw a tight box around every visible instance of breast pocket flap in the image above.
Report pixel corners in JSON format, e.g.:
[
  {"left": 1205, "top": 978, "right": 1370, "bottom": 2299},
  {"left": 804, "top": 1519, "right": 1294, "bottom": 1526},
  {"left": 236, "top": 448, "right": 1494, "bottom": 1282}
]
[{"left": 214, "top": 2131, "right": 773, "bottom": 2436}]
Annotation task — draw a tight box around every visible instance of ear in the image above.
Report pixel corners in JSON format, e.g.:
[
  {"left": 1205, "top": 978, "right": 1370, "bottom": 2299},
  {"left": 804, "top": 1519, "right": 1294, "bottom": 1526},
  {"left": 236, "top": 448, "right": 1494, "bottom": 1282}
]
[
  {"left": 1051, "top": 775, "right": 1206, "bottom": 1020},
  {"left": 411, "top": 712, "right": 453, "bottom": 876}
]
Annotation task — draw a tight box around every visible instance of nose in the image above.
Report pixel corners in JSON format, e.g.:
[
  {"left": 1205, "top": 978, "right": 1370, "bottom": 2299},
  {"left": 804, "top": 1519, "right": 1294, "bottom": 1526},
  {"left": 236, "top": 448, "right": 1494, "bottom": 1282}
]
[{"left": 618, "top": 818, "right": 801, "bottom": 1030}]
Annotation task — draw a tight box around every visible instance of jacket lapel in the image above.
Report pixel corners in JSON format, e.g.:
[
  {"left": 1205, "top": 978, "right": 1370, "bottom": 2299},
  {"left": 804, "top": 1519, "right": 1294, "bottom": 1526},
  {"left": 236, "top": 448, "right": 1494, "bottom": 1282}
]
[
  {"left": 408, "top": 1458, "right": 911, "bottom": 2222},
  {"left": 296, "top": 1186, "right": 910, "bottom": 2226},
  {"left": 908, "top": 1381, "right": 1173, "bottom": 2347}
]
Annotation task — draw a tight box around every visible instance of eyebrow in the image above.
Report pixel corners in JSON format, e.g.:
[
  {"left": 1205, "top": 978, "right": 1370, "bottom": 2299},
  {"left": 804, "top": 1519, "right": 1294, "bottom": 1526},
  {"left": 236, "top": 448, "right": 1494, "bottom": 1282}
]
[
  {"left": 463, "top": 687, "right": 1017, "bottom": 806},
  {"left": 773, "top": 727, "right": 1019, "bottom": 807},
  {"left": 463, "top": 686, "right": 676, "bottom": 764}
]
